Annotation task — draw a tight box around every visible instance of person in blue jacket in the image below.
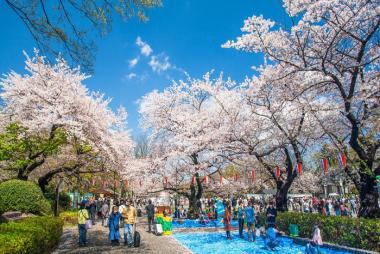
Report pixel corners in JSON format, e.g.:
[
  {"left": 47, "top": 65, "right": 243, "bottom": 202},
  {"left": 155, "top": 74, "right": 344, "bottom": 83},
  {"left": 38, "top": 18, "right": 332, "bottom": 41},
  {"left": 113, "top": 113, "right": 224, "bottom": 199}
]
[{"left": 108, "top": 206, "right": 122, "bottom": 245}]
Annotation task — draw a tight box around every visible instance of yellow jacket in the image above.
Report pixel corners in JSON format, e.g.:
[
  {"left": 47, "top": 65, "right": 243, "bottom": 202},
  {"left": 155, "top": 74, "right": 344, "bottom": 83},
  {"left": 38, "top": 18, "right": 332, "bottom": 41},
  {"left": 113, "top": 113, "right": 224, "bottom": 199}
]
[
  {"left": 78, "top": 209, "right": 89, "bottom": 224},
  {"left": 122, "top": 206, "right": 137, "bottom": 224}
]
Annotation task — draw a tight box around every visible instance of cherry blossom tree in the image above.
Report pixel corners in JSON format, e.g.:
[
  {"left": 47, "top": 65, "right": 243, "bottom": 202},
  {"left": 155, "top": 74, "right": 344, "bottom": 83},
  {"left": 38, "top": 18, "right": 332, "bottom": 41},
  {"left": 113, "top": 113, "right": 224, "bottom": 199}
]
[
  {"left": 223, "top": 0, "right": 380, "bottom": 217},
  {"left": 0, "top": 51, "right": 133, "bottom": 191}
]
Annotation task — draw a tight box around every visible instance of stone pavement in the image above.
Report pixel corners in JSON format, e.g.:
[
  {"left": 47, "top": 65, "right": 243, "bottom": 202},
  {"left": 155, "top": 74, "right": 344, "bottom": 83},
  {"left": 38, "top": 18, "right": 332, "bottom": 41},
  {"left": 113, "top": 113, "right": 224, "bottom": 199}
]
[{"left": 53, "top": 218, "right": 192, "bottom": 254}]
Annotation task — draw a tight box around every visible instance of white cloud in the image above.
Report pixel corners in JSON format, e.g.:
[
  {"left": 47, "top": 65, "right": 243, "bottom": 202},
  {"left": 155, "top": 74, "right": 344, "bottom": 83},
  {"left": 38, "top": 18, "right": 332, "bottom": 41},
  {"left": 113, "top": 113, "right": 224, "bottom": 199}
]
[
  {"left": 126, "top": 73, "right": 137, "bottom": 79},
  {"left": 128, "top": 57, "right": 139, "bottom": 68},
  {"left": 136, "top": 36, "right": 153, "bottom": 56},
  {"left": 149, "top": 54, "right": 171, "bottom": 73}
]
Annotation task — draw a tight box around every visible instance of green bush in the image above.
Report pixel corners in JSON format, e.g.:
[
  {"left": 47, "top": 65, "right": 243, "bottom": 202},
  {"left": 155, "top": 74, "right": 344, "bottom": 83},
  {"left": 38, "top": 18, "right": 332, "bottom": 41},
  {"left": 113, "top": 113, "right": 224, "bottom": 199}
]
[
  {"left": 275, "top": 212, "right": 380, "bottom": 252},
  {"left": 43, "top": 184, "right": 72, "bottom": 211},
  {"left": 0, "top": 216, "right": 63, "bottom": 254},
  {"left": 59, "top": 210, "right": 78, "bottom": 226},
  {"left": 0, "top": 180, "right": 51, "bottom": 215}
]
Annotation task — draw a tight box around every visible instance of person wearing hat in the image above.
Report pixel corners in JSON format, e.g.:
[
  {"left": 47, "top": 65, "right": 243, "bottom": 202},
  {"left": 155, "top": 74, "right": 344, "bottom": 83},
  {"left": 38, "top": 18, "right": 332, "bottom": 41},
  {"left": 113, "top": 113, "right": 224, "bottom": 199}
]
[{"left": 78, "top": 202, "right": 90, "bottom": 247}]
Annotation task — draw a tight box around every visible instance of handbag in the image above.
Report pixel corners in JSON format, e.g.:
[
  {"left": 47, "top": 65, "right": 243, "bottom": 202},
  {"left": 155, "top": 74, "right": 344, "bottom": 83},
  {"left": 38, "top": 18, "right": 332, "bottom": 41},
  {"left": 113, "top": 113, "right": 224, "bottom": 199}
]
[{"left": 85, "top": 219, "right": 92, "bottom": 230}]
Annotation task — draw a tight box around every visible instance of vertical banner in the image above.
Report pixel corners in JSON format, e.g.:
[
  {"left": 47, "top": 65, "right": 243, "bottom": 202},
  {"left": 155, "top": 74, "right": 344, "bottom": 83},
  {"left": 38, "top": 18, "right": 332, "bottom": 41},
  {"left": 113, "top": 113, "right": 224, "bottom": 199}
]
[
  {"left": 219, "top": 175, "right": 223, "bottom": 186},
  {"left": 338, "top": 153, "right": 347, "bottom": 168},
  {"left": 192, "top": 175, "right": 196, "bottom": 185},
  {"left": 297, "top": 162, "right": 302, "bottom": 175},
  {"left": 251, "top": 168, "right": 255, "bottom": 181},
  {"left": 164, "top": 176, "right": 168, "bottom": 187},
  {"left": 321, "top": 158, "right": 328, "bottom": 174},
  {"left": 124, "top": 180, "right": 129, "bottom": 188},
  {"left": 276, "top": 166, "right": 280, "bottom": 179},
  {"left": 205, "top": 175, "right": 209, "bottom": 185}
]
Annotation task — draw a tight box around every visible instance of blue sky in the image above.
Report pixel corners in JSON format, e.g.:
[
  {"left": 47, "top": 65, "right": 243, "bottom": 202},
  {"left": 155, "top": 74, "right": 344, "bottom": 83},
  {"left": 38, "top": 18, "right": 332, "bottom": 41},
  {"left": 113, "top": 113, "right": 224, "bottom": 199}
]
[{"left": 0, "top": 0, "right": 290, "bottom": 137}]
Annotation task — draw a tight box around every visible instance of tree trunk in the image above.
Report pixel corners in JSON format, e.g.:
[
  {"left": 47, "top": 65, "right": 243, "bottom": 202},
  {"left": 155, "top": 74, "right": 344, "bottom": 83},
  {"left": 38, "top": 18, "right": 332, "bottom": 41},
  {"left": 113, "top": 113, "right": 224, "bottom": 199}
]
[
  {"left": 188, "top": 172, "right": 203, "bottom": 219},
  {"left": 54, "top": 179, "right": 63, "bottom": 217},
  {"left": 275, "top": 180, "right": 290, "bottom": 212},
  {"left": 357, "top": 175, "right": 380, "bottom": 218}
]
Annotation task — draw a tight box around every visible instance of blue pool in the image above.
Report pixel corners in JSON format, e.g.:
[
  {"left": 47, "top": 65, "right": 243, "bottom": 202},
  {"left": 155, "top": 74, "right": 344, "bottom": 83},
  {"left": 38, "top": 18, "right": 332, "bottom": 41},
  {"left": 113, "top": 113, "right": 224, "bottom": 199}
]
[
  {"left": 172, "top": 219, "right": 238, "bottom": 229},
  {"left": 173, "top": 232, "right": 352, "bottom": 254}
]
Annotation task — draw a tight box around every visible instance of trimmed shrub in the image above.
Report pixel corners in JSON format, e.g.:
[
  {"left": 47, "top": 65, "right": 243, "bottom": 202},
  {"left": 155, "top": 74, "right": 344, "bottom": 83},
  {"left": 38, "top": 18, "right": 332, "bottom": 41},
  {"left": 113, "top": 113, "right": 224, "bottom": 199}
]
[
  {"left": 0, "top": 216, "right": 63, "bottom": 254},
  {"left": 275, "top": 212, "right": 380, "bottom": 252},
  {"left": 0, "top": 180, "right": 51, "bottom": 215},
  {"left": 59, "top": 210, "right": 78, "bottom": 226}
]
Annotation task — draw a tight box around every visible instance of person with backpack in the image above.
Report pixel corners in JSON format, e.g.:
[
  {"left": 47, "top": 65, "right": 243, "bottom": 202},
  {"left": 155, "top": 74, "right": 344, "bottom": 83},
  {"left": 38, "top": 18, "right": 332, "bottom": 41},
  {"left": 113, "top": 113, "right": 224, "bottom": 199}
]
[
  {"left": 108, "top": 205, "right": 122, "bottom": 245},
  {"left": 145, "top": 199, "right": 155, "bottom": 233},
  {"left": 122, "top": 199, "right": 137, "bottom": 247},
  {"left": 78, "top": 202, "right": 90, "bottom": 247}
]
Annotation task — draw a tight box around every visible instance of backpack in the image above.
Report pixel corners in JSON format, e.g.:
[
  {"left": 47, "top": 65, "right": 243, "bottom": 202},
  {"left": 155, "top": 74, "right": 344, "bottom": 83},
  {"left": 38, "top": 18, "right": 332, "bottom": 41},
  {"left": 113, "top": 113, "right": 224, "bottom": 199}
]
[{"left": 134, "top": 231, "right": 141, "bottom": 247}]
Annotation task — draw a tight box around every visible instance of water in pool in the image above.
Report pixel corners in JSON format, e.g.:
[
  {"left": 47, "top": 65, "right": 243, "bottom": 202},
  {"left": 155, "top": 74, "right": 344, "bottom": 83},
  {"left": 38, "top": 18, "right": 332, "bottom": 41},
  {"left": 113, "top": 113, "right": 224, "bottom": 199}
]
[{"left": 173, "top": 232, "right": 352, "bottom": 254}]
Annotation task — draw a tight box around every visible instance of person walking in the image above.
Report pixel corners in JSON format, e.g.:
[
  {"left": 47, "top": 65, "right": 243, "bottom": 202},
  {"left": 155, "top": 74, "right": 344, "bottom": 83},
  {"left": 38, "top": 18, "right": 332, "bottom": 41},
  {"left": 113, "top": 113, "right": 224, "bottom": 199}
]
[
  {"left": 101, "top": 200, "right": 109, "bottom": 227},
  {"left": 89, "top": 199, "right": 97, "bottom": 225},
  {"left": 224, "top": 202, "right": 232, "bottom": 240},
  {"left": 145, "top": 199, "right": 155, "bottom": 233},
  {"left": 108, "top": 206, "right": 122, "bottom": 245},
  {"left": 266, "top": 201, "right": 277, "bottom": 228},
  {"left": 237, "top": 201, "right": 245, "bottom": 238},
  {"left": 245, "top": 200, "right": 256, "bottom": 242},
  {"left": 78, "top": 202, "right": 89, "bottom": 247},
  {"left": 122, "top": 200, "right": 137, "bottom": 247}
]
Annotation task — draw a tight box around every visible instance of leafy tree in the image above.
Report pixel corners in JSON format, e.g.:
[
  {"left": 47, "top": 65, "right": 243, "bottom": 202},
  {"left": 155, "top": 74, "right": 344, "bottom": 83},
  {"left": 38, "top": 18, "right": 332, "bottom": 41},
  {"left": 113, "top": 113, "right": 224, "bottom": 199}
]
[{"left": 4, "top": 0, "right": 161, "bottom": 72}]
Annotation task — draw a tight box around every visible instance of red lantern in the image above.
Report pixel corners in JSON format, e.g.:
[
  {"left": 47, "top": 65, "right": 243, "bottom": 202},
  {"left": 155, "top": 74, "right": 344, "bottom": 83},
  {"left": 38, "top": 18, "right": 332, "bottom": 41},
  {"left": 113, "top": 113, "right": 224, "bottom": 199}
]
[
  {"left": 297, "top": 163, "right": 302, "bottom": 175},
  {"left": 276, "top": 166, "right": 280, "bottom": 179},
  {"left": 191, "top": 175, "right": 196, "bottom": 185},
  {"left": 322, "top": 158, "right": 328, "bottom": 174}
]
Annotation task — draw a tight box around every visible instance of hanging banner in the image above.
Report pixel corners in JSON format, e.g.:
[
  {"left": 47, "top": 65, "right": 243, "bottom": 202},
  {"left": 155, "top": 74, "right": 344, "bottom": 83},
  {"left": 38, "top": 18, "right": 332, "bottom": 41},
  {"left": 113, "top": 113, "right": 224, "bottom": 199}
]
[
  {"left": 219, "top": 175, "right": 223, "bottom": 186},
  {"left": 297, "top": 162, "right": 302, "bottom": 175},
  {"left": 251, "top": 168, "right": 255, "bottom": 181},
  {"left": 338, "top": 153, "right": 347, "bottom": 168},
  {"left": 276, "top": 166, "right": 280, "bottom": 179},
  {"left": 124, "top": 180, "right": 129, "bottom": 188},
  {"left": 205, "top": 175, "right": 209, "bottom": 185},
  {"left": 164, "top": 176, "right": 168, "bottom": 187},
  {"left": 191, "top": 175, "right": 196, "bottom": 185},
  {"left": 321, "top": 158, "right": 328, "bottom": 174}
]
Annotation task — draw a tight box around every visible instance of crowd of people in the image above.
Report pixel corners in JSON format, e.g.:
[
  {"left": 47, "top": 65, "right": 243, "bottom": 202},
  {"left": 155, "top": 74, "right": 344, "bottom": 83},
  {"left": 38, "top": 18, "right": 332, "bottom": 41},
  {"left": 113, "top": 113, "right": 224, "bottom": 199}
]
[
  {"left": 74, "top": 194, "right": 353, "bottom": 253},
  {"left": 77, "top": 197, "right": 137, "bottom": 247}
]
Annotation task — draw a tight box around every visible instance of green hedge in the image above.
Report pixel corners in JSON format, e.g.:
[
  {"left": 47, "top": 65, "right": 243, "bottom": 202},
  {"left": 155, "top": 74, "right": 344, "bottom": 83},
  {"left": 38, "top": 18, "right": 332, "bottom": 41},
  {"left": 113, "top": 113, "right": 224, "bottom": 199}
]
[
  {"left": 0, "top": 216, "right": 63, "bottom": 254},
  {"left": 59, "top": 210, "right": 78, "bottom": 226},
  {"left": 273, "top": 212, "right": 380, "bottom": 252},
  {"left": 0, "top": 180, "right": 51, "bottom": 215}
]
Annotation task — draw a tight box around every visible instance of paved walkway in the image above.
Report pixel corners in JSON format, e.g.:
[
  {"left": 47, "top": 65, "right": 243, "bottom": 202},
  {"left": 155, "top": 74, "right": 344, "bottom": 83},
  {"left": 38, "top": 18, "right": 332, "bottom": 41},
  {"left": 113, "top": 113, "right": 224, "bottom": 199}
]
[{"left": 53, "top": 219, "right": 192, "bottom": 254}]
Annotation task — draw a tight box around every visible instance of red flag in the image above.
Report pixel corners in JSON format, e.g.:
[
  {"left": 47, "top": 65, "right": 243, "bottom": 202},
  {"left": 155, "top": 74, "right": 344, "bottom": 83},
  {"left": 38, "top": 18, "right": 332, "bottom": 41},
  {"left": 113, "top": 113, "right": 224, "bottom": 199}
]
[
  {"left": 164, "top": 176, "right": 168, "bottom": 187},
  {"left": 192, "top": 175, "right": 196, "bottom": 185},
  {"left": 322, "top": 158, "right": 328, "bottom": 174},
  {"left": 276, "top": 166, "right": 280, "bottom": 179},
  {"left": 338, "top": 153, "right": 347, "bottom": 168},
  {"left": 205, "top": 175, "right": 209, "bottom": 185},
  {"left": 297, "top": 163, "right": 302, "bottom": 175},
  {"left": 251, "top": 168, "right": 255, "bottom": 181},
  {"left": 219, "top": 175, "right": 223, "bottom": 186},
  {"left": 124, "top": 180, "right": 129, "bottom": 188}
]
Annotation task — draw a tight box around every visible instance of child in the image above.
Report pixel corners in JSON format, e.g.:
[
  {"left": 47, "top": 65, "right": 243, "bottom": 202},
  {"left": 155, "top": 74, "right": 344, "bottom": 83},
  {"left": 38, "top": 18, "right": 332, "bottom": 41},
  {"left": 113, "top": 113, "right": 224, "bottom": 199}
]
[
  {"left": 108, "top": 206, "right": 122, "bottom": 245},
  {"left": 78, "top": 202, "right": 89, "bottom": 247}
]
